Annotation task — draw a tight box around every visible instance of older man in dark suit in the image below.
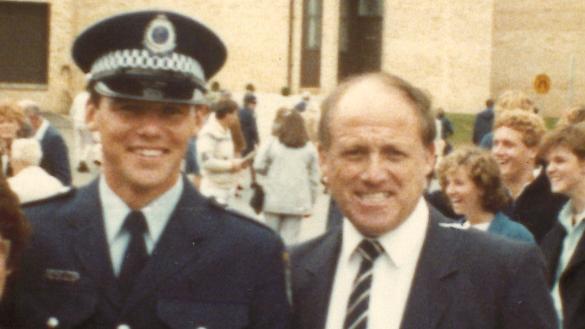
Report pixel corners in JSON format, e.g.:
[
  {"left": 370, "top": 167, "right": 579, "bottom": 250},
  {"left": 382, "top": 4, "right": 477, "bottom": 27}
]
[
  {"left": 19, "top": 99, "right": 72, "bottom": 186},
  {"left": 290, "top": 72, "right": 556, "bottom": 329},
  {"left": 1, "top": 10, "right": 289, "bottom": 329}
]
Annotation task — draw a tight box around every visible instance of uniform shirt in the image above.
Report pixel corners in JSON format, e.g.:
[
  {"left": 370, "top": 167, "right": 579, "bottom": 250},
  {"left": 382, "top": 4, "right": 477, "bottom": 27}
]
[
  {"left": 325, "top": 198, "right": 429, "bottom": 329},
  {"left": 99, "top": 176, "right": 183, "bottom": 275},
  {"left": 552, "top": 201, "right": 585, "bottom": 327}
]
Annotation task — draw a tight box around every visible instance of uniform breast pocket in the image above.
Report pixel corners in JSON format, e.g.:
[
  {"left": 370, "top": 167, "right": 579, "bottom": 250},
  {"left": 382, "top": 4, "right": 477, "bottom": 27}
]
[
  {"left": 19, "top": 285, "right": 97, "bottom": 328},
  {"left": 157, "top": 299, "right": 249, "bottom": 329}
]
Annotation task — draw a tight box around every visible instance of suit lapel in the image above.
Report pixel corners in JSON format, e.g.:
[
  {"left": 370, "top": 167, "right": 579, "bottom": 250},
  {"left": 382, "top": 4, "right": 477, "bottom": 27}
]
[
  {"left": 296, "top": 227, "right": 341, "bottom": 329},
  {"left": 123, "top": 183, "right": 218, "bottom": 310},
  {"left": 541, "top": 224, "right": 566, "bottom": 286},
  {"left": 400, "top": 209, "right": 460, "bottom": 329},
  {"left": 69, "top": 180, "right": 123, "bottom": 307}
]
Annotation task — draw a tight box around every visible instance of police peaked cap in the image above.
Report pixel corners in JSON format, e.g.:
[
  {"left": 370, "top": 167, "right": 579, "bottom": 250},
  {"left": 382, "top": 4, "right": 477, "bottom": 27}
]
[{"left": 72, "top": 10, "right": 227, "bottom": 104}]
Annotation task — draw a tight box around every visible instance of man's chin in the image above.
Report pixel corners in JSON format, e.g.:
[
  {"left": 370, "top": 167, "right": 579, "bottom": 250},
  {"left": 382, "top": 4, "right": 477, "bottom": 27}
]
[{"left": 349, "top": 214, "right": 400, "bottom": 237}]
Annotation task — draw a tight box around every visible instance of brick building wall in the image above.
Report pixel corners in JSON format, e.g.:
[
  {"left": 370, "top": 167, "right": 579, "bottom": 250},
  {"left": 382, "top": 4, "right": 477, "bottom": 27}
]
[{"left": 1, "top": 0, "right": 584, "bottom": 116}]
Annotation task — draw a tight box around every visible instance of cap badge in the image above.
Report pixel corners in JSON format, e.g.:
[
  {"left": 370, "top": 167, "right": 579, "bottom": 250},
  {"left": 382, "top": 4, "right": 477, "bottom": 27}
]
[{"left": 143, "top": 14, "right": 176, "bottom": 54}]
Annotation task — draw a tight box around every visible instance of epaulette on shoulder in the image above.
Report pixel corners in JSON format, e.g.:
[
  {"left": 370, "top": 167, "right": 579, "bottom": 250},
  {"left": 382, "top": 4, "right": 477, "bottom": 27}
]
[
  {"left": 20, "top": 187, "right": 76, "bottom": 208},
  {"left": 207, "top": 198, "right": 275, "bottom": 233}
]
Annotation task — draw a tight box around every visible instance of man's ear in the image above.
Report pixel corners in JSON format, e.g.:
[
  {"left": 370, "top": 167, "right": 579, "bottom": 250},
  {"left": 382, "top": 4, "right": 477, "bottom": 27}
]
[
  {"left": 85, "top": 99, "right": 98, "bottom": 131},
  {"left": 424, "top": 142, "right": 436, "bottom": 177},
  {"left": 527, "top": 146, "right": 538, "bottom": 165}
]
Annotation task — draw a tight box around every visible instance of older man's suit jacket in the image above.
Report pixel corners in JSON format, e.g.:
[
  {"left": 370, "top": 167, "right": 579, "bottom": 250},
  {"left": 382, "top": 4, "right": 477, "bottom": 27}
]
[
  {"left": 2, "top": 178, "right": 289, "bottom": 329},
  {"left": 290, "top": 207, "right": 557, "bottom": 329},
  {"left": 541, "top": 222, "right": 585, "bottom": 329},
  {"left": 40, "top": 124, "right": 72, "bottom": 186}
]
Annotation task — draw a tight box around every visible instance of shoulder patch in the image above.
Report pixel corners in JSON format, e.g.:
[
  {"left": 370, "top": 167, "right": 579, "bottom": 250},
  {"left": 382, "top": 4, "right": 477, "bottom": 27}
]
[{"left": 20, "top": 187, "right": 76, "bottom": 208}]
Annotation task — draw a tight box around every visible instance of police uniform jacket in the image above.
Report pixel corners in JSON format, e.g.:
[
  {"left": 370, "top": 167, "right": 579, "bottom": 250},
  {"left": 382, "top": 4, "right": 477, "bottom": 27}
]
[{"left": 2, "top": 177, "right": 290, "bottom": 329}]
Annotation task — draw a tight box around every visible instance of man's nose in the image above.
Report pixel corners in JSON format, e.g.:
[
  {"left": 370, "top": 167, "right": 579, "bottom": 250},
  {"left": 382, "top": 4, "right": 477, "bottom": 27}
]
[
  {"left": 136, "top": 111, "right": 165, "bottom": 136},
  {"left": 546, "top": 162, "right": 556, "bottom": 175},
  {"left": 361, "top": 154, "right": 388, "bottom": 184}
]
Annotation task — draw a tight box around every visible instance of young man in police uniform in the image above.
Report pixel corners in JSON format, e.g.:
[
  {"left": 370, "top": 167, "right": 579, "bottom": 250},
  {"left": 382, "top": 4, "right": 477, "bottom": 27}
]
[{"left": 1, "top": 10, "right": 289, "bottom": 329}]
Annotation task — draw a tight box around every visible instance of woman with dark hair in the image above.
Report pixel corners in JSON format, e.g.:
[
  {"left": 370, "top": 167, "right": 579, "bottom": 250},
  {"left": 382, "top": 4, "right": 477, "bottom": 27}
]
[
  {"left": 0, "top": 175, "right": 30, "bottom": 299},
  {"left": 197, "top": 100, "right": 248, "bottom": 204},
  {"left": 437, "top": 146, "right": 534, "bottom": 243},
  {"left": 254, "top": 111, "right": 320, "bottom": 245}
]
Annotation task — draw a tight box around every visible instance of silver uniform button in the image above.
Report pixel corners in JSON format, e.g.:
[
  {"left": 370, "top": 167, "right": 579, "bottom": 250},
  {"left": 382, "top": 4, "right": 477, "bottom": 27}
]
[
  {"left": 46, "top": 317, "right": 59, "bottom": 328},
  {"left": 117, "top": 324, "right": 131, "bottom": 329}
]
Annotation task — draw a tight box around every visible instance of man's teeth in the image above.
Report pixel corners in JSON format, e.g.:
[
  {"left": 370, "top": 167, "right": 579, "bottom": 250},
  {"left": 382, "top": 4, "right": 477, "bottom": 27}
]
[
  {"left": 360, "top": 192, "right": 389, "bottom": 202},
  {"left": 137, "top": 149, "right": 163, "bottom": 157}
]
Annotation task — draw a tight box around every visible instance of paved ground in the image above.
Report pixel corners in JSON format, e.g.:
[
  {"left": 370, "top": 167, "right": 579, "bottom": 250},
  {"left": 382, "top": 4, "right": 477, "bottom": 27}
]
[{"left": 44, "top": 91, "right": 329, "bottom": 244}]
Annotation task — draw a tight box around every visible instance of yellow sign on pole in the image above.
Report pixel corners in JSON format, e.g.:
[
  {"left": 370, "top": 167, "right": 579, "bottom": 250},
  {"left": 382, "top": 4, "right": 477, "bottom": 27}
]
[{"left": 534, "top": 74, "right": 551, "bottom": 94}]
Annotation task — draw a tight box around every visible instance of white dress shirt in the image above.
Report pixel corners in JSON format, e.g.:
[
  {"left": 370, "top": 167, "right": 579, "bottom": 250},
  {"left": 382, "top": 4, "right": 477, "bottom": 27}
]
[
  {"left": 470, "top": 222, "right": 491, "bottom": 232},
  {"left": 325, "top": 198, "right": 429, "bottom": 329},
  {"left": 34, "top": 118, "right": 50, "bottom": 141},
  {"left": 99, "top": 176, "right": 183, "bottom": 275},
  {"left": 551, "top": 201, "right": 585, "bottom": 327}
]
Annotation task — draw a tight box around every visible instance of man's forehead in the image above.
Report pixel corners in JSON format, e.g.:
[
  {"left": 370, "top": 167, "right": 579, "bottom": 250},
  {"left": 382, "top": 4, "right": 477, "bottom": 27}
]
[{"left": 333, "top": 82, "right": 417, "bottom": 122}]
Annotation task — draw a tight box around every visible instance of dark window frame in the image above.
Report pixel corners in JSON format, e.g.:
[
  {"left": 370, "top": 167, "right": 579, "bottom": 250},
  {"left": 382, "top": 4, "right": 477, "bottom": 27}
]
[
  {"left": 0, "top": 2, "right": 50, "bottom": 85},
  {"left": 300, "top": 0, "right": 323, "bottom": 88}
]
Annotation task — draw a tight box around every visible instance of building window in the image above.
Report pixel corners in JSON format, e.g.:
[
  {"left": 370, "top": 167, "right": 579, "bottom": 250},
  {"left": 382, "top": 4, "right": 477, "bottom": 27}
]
[
  {"left": 300, "top": 0, "right": 322, "bottom": 87},
  {"left": 0, "top": 2, "right": 50, "bottom": 84},
  {"left": 305, "top": 0, "right": 322, "bottom": 50},
  {"left": 358, "top": 0, "right": 383, "bottom": 17}
]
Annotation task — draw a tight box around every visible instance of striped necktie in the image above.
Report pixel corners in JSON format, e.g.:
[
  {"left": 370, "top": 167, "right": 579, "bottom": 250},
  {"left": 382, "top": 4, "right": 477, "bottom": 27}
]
[{"left": 343, "top": 239, "right": 384, "bottom": 329}]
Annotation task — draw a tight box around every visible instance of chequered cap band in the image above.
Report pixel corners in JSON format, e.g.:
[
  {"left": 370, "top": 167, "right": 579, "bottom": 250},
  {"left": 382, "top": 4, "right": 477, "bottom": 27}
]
[{"left": 90, "top": 49, "right": 205, "bottom": 82}]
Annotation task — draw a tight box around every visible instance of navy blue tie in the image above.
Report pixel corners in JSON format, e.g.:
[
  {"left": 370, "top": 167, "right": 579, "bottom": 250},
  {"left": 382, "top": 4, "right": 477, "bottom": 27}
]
[{"left": 118, "top": 211, "right": 149, "bottom": 299}]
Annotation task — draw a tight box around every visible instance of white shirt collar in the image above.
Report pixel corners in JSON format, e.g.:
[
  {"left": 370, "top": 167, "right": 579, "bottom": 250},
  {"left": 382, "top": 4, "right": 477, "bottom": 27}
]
[
  {"left": 341, "top": 197, "right": 429, "bottom": 268},
  {"left": 558, "top": 201, "right": 585, "bottom": 231},
  {"left": 34, "top": 118, "right": 50, "bottom": 140},
  {"left": 99, "top": 176, "right": 184, "bottom": 246}
]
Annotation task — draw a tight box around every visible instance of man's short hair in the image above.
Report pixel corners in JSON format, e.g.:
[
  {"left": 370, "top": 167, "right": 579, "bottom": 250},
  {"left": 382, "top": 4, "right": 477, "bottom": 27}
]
[
  {"left": 213, "top": 99, "right": 238, "bottom": 119},
  {"left": 318, "top": 72, "right": 435, "bottom": 149},
  {"left": 437, "top": 146, "right": 510, "bottom": 213},
  {"left": 18, "top": 100, "right": 41, "bottom": 117},
  {"left": 556, "top": 105, "right": 585, "bottom": 129},
  {"left": 11, "top": 138, "right": 43, "bottom": 166},
  {"left": 494, "top": 90, "right": 536, "bottom": 114},
  {"left": 539, "top": 122, "right": 585, "bottom": 161},
  {"left": 493, "top": 109, "right": 546, "bottom": 148}
]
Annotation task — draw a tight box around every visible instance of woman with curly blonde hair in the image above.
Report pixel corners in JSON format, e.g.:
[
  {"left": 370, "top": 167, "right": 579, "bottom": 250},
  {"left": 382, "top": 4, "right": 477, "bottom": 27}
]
[{"left": 437, "top": 147, "right": 534, "bottom": 242}]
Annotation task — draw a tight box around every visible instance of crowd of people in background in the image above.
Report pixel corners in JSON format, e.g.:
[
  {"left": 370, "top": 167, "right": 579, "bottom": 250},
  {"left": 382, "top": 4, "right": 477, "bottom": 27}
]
[{"left": 2, "top": 74, "right": 585, "bottom": 328}]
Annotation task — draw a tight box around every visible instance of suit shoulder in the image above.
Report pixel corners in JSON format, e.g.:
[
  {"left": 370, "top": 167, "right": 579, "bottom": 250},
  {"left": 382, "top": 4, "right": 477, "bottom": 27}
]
[
  {"left": 458, "top": 227, "right": 538, "bottom": 264},
  {"left": 290, "top": 228, "right": 338, "bottom": 259}
]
